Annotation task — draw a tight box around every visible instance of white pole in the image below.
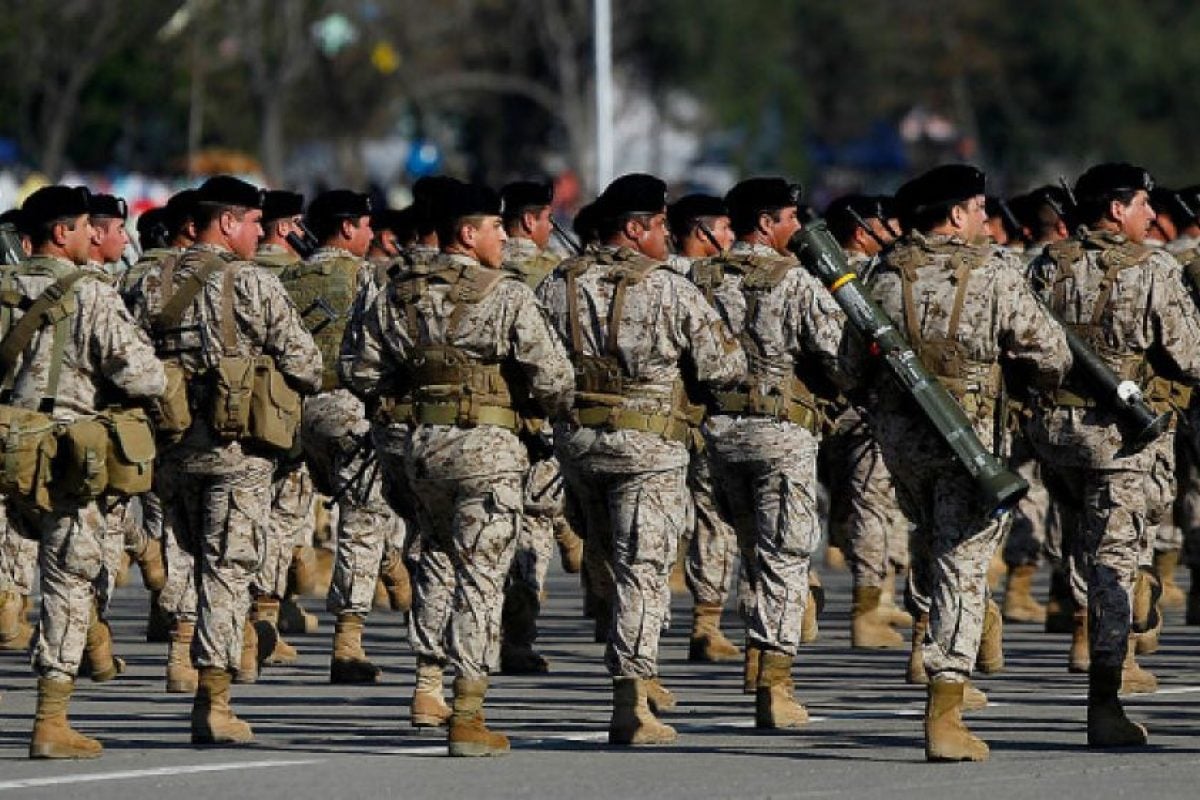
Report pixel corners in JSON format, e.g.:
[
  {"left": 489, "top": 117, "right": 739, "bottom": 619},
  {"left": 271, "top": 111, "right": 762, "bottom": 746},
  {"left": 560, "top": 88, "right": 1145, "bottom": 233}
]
[{"left": 594, "top": 0, "right": 614, "bottom": 191}]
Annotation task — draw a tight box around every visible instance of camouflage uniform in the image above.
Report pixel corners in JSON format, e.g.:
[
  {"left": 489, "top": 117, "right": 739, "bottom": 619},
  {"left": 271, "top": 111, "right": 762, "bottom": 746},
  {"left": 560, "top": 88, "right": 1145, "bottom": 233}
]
[
  {"left": 865, "top": 232, "right": 1070, "bottom": 681},
  {"left": 539, "top": 245, "right": 745, "bottom": 678},
  {"left": 345, "top": 252, "right": 574, "bottom": 679},
  {"left": 1028, "top": 230, "right": 1200, "bottom": 670},
  {"left": 131, "top": 243, "right": 320, "bottom": 673},
  {"left": 698, "top": 242, "right": 845, "bottom": 656},
  {"left": 0, "top": 503, "right": 37, "bottom": 597},
  {"left": 2, "top": 255, "right": 166, "bottom": 681}
]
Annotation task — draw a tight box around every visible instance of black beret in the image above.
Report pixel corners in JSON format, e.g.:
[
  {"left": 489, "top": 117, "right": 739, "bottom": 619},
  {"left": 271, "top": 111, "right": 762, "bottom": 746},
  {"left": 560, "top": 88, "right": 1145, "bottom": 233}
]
[
  {"left": 1074, "top": 163, "right": 1153, "bottom": 202},
  {"left": 573, "top": 202, "right": 600, "bottom": 240},
  {"left": 438, "top": 183, "right": 501, "bottom": 226},
  {"left": 89, "top": 193, "right": 128, "bottom": 220},
  {"left": 895, "top": 164, "right": 986, "bottom": 217},
  {"left": 136, "top": 207, "right": 168, "bottom": 242},
  {"left": 195, "top": 175, "right": 264, "bottom": 209},
  {"left": 500, "top": 181, "right": 554, "bottom": 216},
  {"left": 668, "top": 193, "right": 727, "bottom": 234},
  {"left": 597, "top": 173, "right": 668, "bottom": 217},
  {"left": 412, "top": 175, "right": 462, "bottom": 233},
  {"left": 371, "top": 207, "right": 415, "bottom": 237},
  {"left": 163, "top": 189, "right": 198, "bottom": 233},
  {"left": 22, "top": 185, "right": 92, "bottom": 227},
  {"left": 825, "top": 193, "right": 886, "bottom": 224},
  {"left": 0, "top": 208, "right": 26, "bottom": 236},
  {"left": 725, "top": 177, "right": 802, "bottom": 221},
  {"left": 306, "top": 190, "right": 372, "bottom": 228},
  {"left": 262, "top": 190, "right": 304, "bottom": 223}
]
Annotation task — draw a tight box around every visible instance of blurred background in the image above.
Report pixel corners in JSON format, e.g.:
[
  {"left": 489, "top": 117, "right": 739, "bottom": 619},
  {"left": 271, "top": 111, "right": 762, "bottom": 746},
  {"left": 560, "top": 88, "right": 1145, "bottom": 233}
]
[{"left": 1, "top": 0, "right": 1198, "bottom": 216}]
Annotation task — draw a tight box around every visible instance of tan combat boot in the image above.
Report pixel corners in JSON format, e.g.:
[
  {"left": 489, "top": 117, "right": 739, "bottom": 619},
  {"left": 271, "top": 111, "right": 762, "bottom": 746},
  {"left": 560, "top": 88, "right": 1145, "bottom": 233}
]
[
  {"left": 1154, "top": 548, "right": 1184, "bottom": 611},
  {"left": 83, "top": 605, "right": 125, "bottom": 683},
  {"left": 554, "top": 518, "right": 583, "bottom": 574},
  {"left": 130, "top": 533, "right": 166, "bottom": 592},
  {"left": 447, "top": 677, "right": 510, "bottom": 757},
  {"left": 824, "top": 545, "right": 847, "bottom": 571},
  {"left": 166, "top": 619, "right": 199, "bottom": 693},
  {"left": 1069, "top": 609, "right": 1090, "bottom": 673},
  {"left": 608, "top": 677, "right": 677, "bottom": 745},
  {"left": 986, "top": 550, "right": 1006, "bottom": 592},
  {"left": 411, "top": 657, "right": 452, "bottom": 727},
  {"left": 743, "top": 644, "right": 761, "bottom": 694},
  {"left": 287, "top": 544, "right": 318, "bottom": 597},
  {"left": 499, "top": 585, "right": 549, "bottom": 674},
  {"left": 755, "top": 651, "right": 808, "bottom": 729},
  {"left": 924, "top": 680, "right": 989, "bottom": 762},
  {"left": 975, "top": 598, "right": 1004, "bottom": 674},
  {"left": 1002, "top": 564, "right": 1047, "bottom": 624},
  {"left": 378, "top": 547, "right": 412, "bottom": 612},
  {"left": 907, "top": 614, "right": 929, "bottom": 685},
  {"left": 880, "top": 568, "right": 913, "bottom": 627},
  {"left": 1089, "top": 663, "right": 1148, "bottom": 748},
  {"left": 330, "top": 613, "right": 381, "bottom": 684},
  {"left": 251, "top": 596, "right": 297, "bottom": 666},
  {"left": 191, "top": 667, "right": 254, "bottom": 745},
  {"left": 1120, "top": 635, "right": 1158, "bottom": 695},
  {"left": 962, "top": 681, "right": 989, "bottom": 712},
  {"left": 688, "top": 602, "right": 742, "bottom": 662},
  {"left": 801, "top": 573, "right": 821, "bottom": 644},
  {"left": 29, "top": 678, "right": 102, "bottom": 759},
  {"left": 235, "top": 618, "right": 274, "bottom": 685},
  {"left": 0, "top": 590, "right": 32, "bottom": 651},
  {"left": 278, "top": 594, "right": 319, "bottom": 635},
  {"left": 645, "top": 676, "right": 676, "bottom": 713},
  {"left": 851, "top": 586, "right": 905, "bottom": 649}
]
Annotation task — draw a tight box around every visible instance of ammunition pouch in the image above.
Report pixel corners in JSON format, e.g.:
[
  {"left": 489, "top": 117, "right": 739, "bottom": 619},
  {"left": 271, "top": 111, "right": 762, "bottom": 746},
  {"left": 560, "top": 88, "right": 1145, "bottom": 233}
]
[
  {"left": 210, "top": 356, "right": 256, "bottom": 440},
  {"left": 153, "top": 361, "right": 192, "bottom": 444},
  {"left": 712, "top": 376, "right": 821, "bottom": 433},
  {"left": 0, "top": 406, "right": 57, "bottom": 511},
  {"left": 384, "top": 345, "right": 522, "bottom": 431},
  {"left": 571, "top": 357, "right": 692, "bottom": 444},
  {"left": 58, "top": 417, "right": 110, "bottom": 500},
  {"left": 207, "top": 355, "right": 301, "bottom": 450},
  {"left": 103, "top": 408, "right": 156, "bottom": 496}
]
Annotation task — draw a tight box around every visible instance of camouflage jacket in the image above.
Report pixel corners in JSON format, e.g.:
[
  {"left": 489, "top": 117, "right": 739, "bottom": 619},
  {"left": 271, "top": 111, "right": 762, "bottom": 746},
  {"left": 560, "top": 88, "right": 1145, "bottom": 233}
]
[{"left": 502, "top": 237, "right": 560, "bottom": 290}]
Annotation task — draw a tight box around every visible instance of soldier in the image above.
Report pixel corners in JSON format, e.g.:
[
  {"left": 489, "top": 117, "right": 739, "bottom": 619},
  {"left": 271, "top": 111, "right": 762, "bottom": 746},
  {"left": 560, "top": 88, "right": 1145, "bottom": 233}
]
[
  {"left": 367, "top": 206, "right": 413, "bottom": 264},
  {"left": 664, "top": 193, "right": 742, "bottom": 664},
  {"left": 860, "top": 164, "right": 1070, "bottom": 761},
  {"left": 256, "top": 190, "right": 306, "bottom": 275},
  {"left": 696, "top": 178, "right": 843, "bottom": 728},
  {"left": 539, "top": 173, "right": 745, "bottom": 745},
  {"left": 121, "top": 189, "right": 197, "bottom": 298},
  {"left": 279, "top": 190, "right": 406, "bottom": 685},
  {"left": 345, "top": 180, "right": 574, "bottom": 756},
  {"left": 7, "top": 185, "right": 165, "bottom": 758},
  {"left": 1028, "top": 163, "right": 1200, "bottom": 747},
  {"left": 134, "top": 175, "right": 321, "bottom": 745},
  {"left": 821, "top": 194, "right": 912, "bottom": 649}
]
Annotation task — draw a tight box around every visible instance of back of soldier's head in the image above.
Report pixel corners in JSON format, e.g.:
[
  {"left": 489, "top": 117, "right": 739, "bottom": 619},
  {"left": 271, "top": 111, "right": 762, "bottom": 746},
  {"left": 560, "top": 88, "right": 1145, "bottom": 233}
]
[
  {"left": 824, "top": 193, "right": 885, "bottom": 246},
  {"left": 500, "top": 181, "right": 554, "bottom": 229},
  {"left": 1073, "top": 162, "right": 1153, "bottom": 226},
  {"left": 724, "top": 177, "right": 801, "bottom": 238},
  {"left": 191, "top": 176, "right": 264, "bottom": 232},
  {"left": 305, "top": 190, "right": 372, "bottom": 244},
  {"left": 595, "top": 173, "right": 668, "bottom": 241},
  {"left": 895, "top": 164, "right": 986, "bottom": 233},
  {"left": 412, "top": 175, "right": 460, "bottom": 242}
]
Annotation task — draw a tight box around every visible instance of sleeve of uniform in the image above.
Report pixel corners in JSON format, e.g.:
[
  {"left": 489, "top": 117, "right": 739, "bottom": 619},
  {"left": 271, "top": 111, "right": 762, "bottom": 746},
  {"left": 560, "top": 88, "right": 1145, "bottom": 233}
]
[
  {"left": 337, "top": 273, "right": 379, "bottom": 390},
  {"left": 995, "top": 261, "right": 1071, "bottom": 390},
  {"left": 506, "top": 282, "right": 575, "bottom": 415},
  {"left": 1146, "top": 252, "right": 1200, "bottom": 382},
  {"left": 257, "top": 270, "right": 322, "bottom": 393},
  {"left": 86, "top": 280, "right": 166, "bottom": 401},
  {"left": 342, "top": 285, "right": 407, "bottom": 401},
  {"left": 670, "top": 274, "right": 745, "bottom": 387},
  {"left": 789, "top": 270, "right": 850, "bottom": 387}
]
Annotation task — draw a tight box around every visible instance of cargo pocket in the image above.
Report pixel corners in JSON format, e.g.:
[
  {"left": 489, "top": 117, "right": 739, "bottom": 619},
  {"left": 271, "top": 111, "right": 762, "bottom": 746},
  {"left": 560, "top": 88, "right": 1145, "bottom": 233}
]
[
  {"left": 62, "top": 515, "right": 105, "bottom": 581},
  {"left": 221, "top": 486, "right": 266, "bottom": 571}
]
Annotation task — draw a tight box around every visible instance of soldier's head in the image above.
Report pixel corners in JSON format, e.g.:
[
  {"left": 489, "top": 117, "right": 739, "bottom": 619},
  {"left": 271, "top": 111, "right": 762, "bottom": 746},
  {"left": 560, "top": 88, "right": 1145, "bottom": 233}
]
[
  {"left": 260, "top": 190, "right": 305, "bottom": 253},
  {"left": 369, "top": 207, "right": 416, "bottom": 260},
  {"left": 164, "top": 189, "right": 199, "bottom": 248},
  {"left": 1012, "top": 186, "right": 1070, "bottom": 245},
  {"left": 136, "top": 207, "right": 169, "bottom": 251},
  {"left": 895, "top": 164, "right": 987, "bottom": 240},
  {"left": 412, "top": 175, "right": 460, "bottom": 248},
  {"left": 192, "top": 176, "right": 265, "bottom": 259},
  {"left": 984, "top": 196, "right": 1020, "bottom": 246},
  {"left": 22, "top": 185, "right": 94, "bottom": 265},
  {"left": 572, "top": 201, "right": 601, "bottom": 247},
  {"left": 1074, "top": 163, "right": 1155, "bottom": 243},
  {"left": 501, "top": 181, "right": 554, "bottom": 250},
  {"left": 668, "top": 194, "right": 731, "bottom": 258},
  {"left": 87, "top": 193, "right": 129, "bottom": 265},
  {"left": 305, "top": 190, "right": 373, "bottom": 257},
  {"left": 0, "top": 208, "right": 32, "bottom": 258},
  {"left": 596, "top": 173, "right": 669, "bottom": 260},
  {"left": 824, "top": 194, "right": 894, "bottom": 256},
  {"left": 437, "top": 181, "right": 506, "bottom": 268},
  {"left": 1148, "top": 187, "right": 1190, "bottom": 244},
  {"left": 1179, "top": 185, "right": 1200, "bottom": 238},
  {"left": 724, "top": 177, "right": 802, "bottom": 256}
]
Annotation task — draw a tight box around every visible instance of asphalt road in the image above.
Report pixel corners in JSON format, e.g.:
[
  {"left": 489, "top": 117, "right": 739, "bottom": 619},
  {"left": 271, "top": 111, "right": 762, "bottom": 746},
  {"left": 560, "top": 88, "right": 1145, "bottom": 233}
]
[{"left": 2, "top": 563, "right": 1199, "bottom": 800}]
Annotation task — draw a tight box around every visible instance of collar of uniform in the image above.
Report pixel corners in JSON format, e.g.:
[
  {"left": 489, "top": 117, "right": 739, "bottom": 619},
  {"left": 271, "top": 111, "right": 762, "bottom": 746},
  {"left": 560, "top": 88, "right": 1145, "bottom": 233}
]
[
  {"left": 312, "top": 245, "right": 357, "bottom": 261},
  {"left": 731, "top": 241, "right": 778, "bottom": 257},
  {"left": 503, "top": 237, "right": 539, "bottom": 259},
  {"left": 911, "top": 231, "right": 964, "bottom": 248},
  {"left": 189, "top": 242, "right": 234, "bottom": 257},
  {"left": 22, "top": 253, "right": 76, "bottom": 274},
  {"left": 1080, "top": 227, "right": 1126, "bottom": 247},
  {"left": 405, "top": 244, "right": 439, "bottom": 259},
  {"left": 665, "top": 253, "right": 691, "bottom": 275},
  {"left": 257, "top": 242, "right": 289, "bottom": 256},
  {"left": 443, "top": 252, "right": 481, "bottom": 269}
]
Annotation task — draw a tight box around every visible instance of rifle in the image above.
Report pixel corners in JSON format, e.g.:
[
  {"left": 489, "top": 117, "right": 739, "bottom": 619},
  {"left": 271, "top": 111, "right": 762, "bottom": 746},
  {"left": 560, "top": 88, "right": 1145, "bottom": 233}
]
[
  {"left": 286, "top": 221, "right": 319, "bottom": 260},
  {"left": 0, "top": 223, "right": 23, "bottom": 265}
]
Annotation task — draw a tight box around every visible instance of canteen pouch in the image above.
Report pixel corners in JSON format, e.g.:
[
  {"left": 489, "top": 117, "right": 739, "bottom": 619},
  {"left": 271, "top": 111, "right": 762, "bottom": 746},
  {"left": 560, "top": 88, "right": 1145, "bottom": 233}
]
[
  {"left": 211, "top": 356, "right": 255, "bottom": 440},
  {"left": 58, "top": 417, "right": 109, "bottom": 501},
  {"left": 154, "top": 362, "right": 192, "bottom": 443},
  {"left": 0, "top": 406, "right": 57, "bottom": 511},
  {"left": 104, "top": 408, "right": 156, "bottom": 496},
  {"left": 249, "top": 357, "right": 302, "bottom": 451}
]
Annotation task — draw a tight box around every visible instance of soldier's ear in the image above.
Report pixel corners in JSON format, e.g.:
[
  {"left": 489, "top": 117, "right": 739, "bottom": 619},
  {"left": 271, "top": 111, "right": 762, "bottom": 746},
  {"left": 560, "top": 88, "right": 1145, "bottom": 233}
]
[{"left": 756, "top": 211, "right": 774, "bottom": 237}]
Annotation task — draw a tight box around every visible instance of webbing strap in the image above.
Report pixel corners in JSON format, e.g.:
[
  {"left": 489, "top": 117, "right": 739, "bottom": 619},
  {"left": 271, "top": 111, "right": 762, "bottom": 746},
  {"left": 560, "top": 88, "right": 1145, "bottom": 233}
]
[
  {"left": 220, "top": 260, "right": 237, "bottom": 354},
  {"left": 155, "top": 253, "right": 226, "bottom": 334},
  {"left": 0, "top": 271, "right": 91, "bottom": 410},
  {"left": 1090, "top": 254, "right": 1129, "bottom": 327},
  {"left": 566, "top": 269, "right": 584, "bottom": 355},
  {"left": 945, "top": 257, "right": 974, "bottom": 340}
]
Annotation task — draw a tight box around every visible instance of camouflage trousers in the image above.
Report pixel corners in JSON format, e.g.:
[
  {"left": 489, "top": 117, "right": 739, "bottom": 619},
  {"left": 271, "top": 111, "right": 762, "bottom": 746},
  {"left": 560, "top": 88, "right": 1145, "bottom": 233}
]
[
  {"left": 1172, "top": 423, "right": 1200, "bottom": 564},
  {"left": 503, "top": 457, "right": 562, "bottom": 648},
  {"left": 156, "top": 487, "right": 198, "bottom": 623},
  {"left": 682, "top": 451, "right": 738, "bottom": 607},
  {"left": 709, "top": 426, "right": 819, "bottom": 657},
  {"left": 561, "top": 457, "right": 687, "bottom": 678},
  {"left": 0, "top": 502, "right": 37, "bottom": 595},
  {"left": 158, "top": 444, "right": 274, "bottom": 673},
  {"left": 407, "top": 471, "right": 522, "bottom": 678},
  {"left": 12, "top": 500, "right": 109, "bottom": 681},
  {"left": 824, "top": 417, "right": 909, "bottom": 589},
  {"left": 304, "top": 390, "right": 404, "bottom": 617},
  {"left": 255, "top": 461, "right": 317, "bottom": 599},
  {"left": 1002, "top": 432, "right": 1057, "bottom": 568}
]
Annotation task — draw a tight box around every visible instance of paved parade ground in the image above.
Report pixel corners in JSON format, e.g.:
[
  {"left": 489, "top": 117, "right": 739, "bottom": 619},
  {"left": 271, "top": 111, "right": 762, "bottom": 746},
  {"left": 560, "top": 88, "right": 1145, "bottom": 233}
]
[{"left": 2, "top": 564, "right": 1200, "bottom": 800}]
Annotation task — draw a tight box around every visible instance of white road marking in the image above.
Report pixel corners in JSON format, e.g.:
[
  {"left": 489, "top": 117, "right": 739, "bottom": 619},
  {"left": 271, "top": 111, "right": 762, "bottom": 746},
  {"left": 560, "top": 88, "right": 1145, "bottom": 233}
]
[{"left": 0, "top": 759, "right": 325, "bottom": 792}]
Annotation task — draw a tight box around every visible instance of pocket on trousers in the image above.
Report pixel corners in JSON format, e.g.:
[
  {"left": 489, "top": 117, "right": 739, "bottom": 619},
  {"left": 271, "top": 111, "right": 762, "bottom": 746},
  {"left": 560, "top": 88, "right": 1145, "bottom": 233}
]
[
  {"left": 61, "top": 517, "right": 105, "bottom": 581},
  {"left": 222, "top": 486, "right": 265, "bottom": 571}
]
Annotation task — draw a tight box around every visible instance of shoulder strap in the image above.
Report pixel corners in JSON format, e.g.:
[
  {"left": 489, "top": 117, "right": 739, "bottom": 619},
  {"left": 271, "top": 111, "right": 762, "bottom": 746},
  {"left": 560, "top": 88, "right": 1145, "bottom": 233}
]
[
  {"left": 154, "top": 253, "right": 228, "bottom": 334},
  {"left": 1089, "top": 244, "right": 1143, "bottom": 327},
  {"left": 0, "top": 270, "right": 92, "bottom": 409},
  {"left": 946, "top": 251, "right": 985, "bottom": 339},
  {"left": 898, "top": 265, "right": 922, "bottom": 352}
]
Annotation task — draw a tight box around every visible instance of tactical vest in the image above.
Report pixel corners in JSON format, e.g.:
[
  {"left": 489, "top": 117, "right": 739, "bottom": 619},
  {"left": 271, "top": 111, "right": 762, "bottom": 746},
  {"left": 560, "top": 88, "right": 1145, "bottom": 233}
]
[
  {"left": 1046, "top": 237, "right": 1188, "bottom": 415},
  {"left": 279, "top": 254, "right": 360, "bottom": 392},
  {"left": 881, "top": 242, "right": 1002, "bottom": 424},
  {"left": 707, "top": 255, "right": 822, "bottom": 431},
  {"left": 563, "top": 249, "right": 696, "bottom": 443},
  {"left": 504, "top": 248, "right": 560, "bottom": 290},
  {"left": 380, "top": 259, "right": 526, "bottom": 431},
  {"left": 255, "top": 248, "right": 300, "bottom": 277}
]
